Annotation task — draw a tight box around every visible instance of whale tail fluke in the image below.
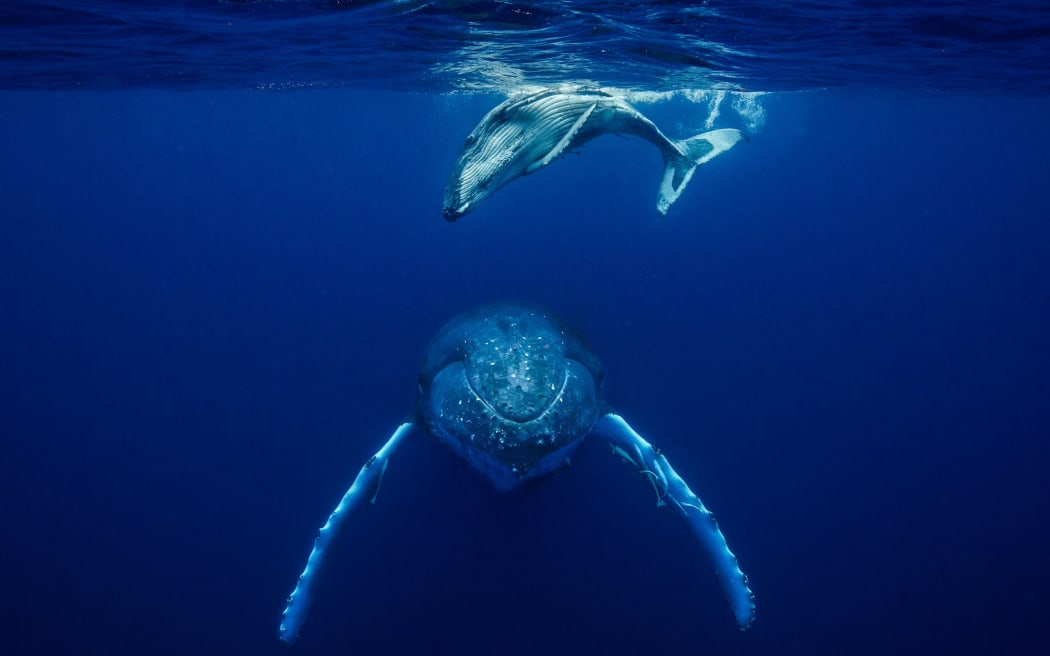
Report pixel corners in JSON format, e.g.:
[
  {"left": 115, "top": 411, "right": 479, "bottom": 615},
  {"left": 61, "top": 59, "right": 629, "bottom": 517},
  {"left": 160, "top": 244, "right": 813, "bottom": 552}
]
[{"left": 657, "top": 128, "right": 745, "bottom": 215}]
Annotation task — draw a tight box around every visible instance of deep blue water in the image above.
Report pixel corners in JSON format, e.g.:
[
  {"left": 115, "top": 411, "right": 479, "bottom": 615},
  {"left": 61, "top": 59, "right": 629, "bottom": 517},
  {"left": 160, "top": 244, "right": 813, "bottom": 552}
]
[{"left": 2, "top": 3, "right": 1050, "bottom": 656}]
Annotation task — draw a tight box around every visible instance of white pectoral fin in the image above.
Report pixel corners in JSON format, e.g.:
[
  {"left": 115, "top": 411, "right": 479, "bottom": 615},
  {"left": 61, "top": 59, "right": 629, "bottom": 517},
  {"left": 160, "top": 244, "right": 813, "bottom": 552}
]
[
  {"left": 596, "top": 413, "right": 756, "bottom": 630},
  {"left": 527, "top": 102, "right": 598, "bottom": 172},
  {"left": 657, "top": 156, "right": 697, "bottom": 215},
  {"left": 279, "top": 422, "right": 415, "bottom": 645}
]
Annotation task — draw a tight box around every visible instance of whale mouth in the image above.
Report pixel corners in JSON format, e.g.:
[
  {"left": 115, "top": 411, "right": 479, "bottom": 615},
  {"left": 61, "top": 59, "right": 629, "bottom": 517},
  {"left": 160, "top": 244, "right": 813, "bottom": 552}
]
[
  {"left": 442, "top": 180, "right": 469, "bottom": 220},
  {"left": 443, "top": 202, "right": 468, "bottom": 221}
]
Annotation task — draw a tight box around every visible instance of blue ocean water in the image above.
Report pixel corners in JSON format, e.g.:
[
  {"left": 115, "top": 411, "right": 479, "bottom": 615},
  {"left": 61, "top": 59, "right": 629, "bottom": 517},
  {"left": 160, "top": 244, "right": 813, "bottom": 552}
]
[{"left": 1, "top": 2, "right": 1049, "bottom": 656}]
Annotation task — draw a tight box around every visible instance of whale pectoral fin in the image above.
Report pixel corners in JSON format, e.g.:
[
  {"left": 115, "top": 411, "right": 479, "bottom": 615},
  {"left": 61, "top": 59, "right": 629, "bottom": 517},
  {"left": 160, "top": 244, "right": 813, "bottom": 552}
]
[
  {"left": 657, "top": 154, "right": 698, "bottom": 215},
  {"left": 656, "top": 128, "right": 745, "bottom": 215},
  {"left": 681, "top": 128, "right": 744, "bottom": 166},
  {"left": 526, "top": 101, "right": 598, "bottom": 173},
  {"left": 595, "top": 413, "right": 756, "bottom": 630},
  {"left": 279, "top": 422, "right": 415, "bottom": 645}
]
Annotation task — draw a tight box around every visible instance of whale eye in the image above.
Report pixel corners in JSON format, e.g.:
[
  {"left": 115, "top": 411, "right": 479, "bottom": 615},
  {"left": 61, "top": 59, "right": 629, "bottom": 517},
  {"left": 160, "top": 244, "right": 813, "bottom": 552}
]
[{"left": 464, "top": 134, "right": 476, "bottom": 146}]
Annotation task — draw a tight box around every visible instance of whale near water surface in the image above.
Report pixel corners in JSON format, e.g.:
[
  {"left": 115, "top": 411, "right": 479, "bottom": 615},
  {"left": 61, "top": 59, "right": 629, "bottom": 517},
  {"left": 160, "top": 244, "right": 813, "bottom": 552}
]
[{"left": 443, "top": 88, "right": 745, "bottom": 220}]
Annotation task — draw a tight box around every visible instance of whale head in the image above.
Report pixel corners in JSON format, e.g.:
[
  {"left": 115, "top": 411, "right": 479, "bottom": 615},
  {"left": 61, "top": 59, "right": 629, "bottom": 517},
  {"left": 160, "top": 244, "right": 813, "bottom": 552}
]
[
  {"left": 443, "top": 103, "right": 542, "bottom": 221},
  {"left": 417, "top": 303, "right": 604, "bottom": 490}
]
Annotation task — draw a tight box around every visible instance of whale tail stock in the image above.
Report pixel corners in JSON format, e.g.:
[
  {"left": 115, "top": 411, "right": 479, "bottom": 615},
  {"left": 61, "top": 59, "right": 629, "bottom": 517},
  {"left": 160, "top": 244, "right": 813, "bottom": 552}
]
[{"left": 656, "top": 128, "right": 745, "bottom": 215}]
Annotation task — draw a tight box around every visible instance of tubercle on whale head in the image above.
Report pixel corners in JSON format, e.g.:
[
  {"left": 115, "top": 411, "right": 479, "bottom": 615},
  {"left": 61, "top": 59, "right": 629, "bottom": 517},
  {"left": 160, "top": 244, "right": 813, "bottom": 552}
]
[
  {"left": 415, "top": 302, "right": 605, "bottom": 487},
  {"left": 442, "top": 185, "right": 461, "bottom": 221},
  {"left": 443, "top": 158, "right": 498, "bottom": 221},
  {"left": 442, "top": 156, "right": 481, "bottom": 221},
  {"left": 442, "top": 201, "right": 468, "bottom": 221},
  {"left": 441, "top": 172, "right": 465, "bottom": 220}
]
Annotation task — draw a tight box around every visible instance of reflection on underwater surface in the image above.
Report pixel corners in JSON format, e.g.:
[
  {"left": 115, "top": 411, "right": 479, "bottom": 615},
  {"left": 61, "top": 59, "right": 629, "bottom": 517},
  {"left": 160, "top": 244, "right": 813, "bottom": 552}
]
[{"left": 2, "top": 1, "right": 1050, "bottom": 92}]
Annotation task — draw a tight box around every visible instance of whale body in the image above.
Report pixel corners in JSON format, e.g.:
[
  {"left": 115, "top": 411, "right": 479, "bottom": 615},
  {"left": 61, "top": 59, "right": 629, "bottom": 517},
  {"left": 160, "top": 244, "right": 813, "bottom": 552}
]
[
  {"left": 278, "top": 303, "right": 756, "bottom": 645},
  {"left": 443, "top": 88, "right": 744, "bottom": 220}
]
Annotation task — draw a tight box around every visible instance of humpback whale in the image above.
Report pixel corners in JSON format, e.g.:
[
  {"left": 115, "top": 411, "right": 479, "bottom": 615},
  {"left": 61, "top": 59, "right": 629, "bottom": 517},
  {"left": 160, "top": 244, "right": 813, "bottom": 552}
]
[
  {"left": 279, "top": 303, "right": 755, "bottom": 645},
  {"left": 443, "top": 88, "right": 744, "bottom": 220}
]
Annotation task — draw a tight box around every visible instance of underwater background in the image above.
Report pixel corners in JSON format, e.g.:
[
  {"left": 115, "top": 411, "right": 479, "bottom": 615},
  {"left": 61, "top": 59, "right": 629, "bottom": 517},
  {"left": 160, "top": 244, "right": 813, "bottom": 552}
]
[{"left": 2, "top": 2, "right": 1049, "bottom": 655}]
